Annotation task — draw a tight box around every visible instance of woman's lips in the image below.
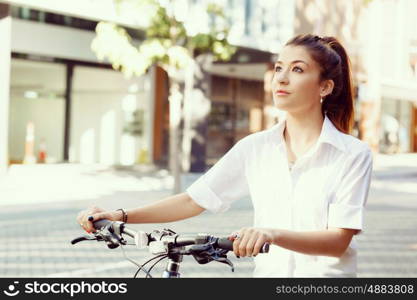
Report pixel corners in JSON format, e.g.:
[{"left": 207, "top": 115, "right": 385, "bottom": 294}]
[{"left": 276, "top": 91, "right": 290, "bottom": 96}]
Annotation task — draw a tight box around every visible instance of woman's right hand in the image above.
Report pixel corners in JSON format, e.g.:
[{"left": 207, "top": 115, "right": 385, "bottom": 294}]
[{"left": 76, "top": 205, "right": 122, "bottom": 233}]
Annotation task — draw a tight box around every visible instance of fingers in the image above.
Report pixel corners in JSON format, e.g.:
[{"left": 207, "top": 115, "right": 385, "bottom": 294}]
[
  {"left": 231, "top": 231, "right": 241, "bottom": 258},
  {"left": 237, "top": 231, "right": 251, "bottom": 257},
  {"left": 230, "top": 229, "right": 243, "bottom": 257},
  {"left": 245, "top": 235, "right": 258, "bottom": 257},
  {"left": 230, "top": 228, "right": 269, "bottom": 257},
  {"left": 77, "top": 211, "right": 89, "bottom": 232},
  {"left": 87, "top": 212, "right": 110, "bottom": 232},
  {"left": 85, "top": 213, "right": 98, "bottom": 233},
  {"left": 76, "top": 206, "right": 107, "bottom": 234},
  {"left": 252, "top": 237, "right": 267, "bottom": 257},
  {"left": 231, "top": 228, "right": 250, "bottom": 257}
]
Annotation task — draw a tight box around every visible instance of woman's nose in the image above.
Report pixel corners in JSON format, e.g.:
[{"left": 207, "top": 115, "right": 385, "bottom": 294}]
[{"left": 274, "top": 72, "right": 289, "bottom": 85}]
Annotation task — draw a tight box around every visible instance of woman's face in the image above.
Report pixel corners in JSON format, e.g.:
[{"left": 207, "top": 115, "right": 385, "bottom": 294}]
[{"left": 272, "top": 45, "right": 326, "bottom": 114}]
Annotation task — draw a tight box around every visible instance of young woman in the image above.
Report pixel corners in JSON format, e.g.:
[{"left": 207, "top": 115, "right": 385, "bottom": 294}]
[{"left": 77, "top": 34, "right": 373, "bottom": 277}]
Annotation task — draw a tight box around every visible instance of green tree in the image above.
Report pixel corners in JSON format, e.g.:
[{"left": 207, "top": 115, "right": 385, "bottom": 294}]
[{"left": 91, "top": 0, "right": 236, "bottom": 193}]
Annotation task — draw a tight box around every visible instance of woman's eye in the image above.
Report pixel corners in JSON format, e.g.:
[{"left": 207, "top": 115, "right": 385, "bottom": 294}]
[{"left": 274, "top": 66, "right": 303, "bottom": 73}]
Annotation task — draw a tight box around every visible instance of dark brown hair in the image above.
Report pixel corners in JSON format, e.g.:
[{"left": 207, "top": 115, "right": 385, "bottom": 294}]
[{"left": 285, "top": 34, "right": 354, "bottom": 134}]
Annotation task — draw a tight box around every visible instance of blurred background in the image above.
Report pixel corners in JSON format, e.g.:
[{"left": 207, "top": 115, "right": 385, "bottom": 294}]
[{"left": 0, "top": 0, "right": 416, "bottom": 278}]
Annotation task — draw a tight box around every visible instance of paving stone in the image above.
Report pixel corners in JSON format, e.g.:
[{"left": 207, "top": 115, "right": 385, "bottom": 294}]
[{"left": 0, "top": 154, "right": 416, "bottom": 277}]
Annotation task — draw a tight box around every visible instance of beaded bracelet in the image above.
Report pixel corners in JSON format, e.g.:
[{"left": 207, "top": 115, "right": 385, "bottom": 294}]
[{"left": 116, "top": 208, "right": 128, "bottom": 223}]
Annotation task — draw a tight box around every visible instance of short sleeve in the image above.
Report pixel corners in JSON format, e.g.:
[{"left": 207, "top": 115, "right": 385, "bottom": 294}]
[
  {"left": 327, "top": 148, "right": 373, "bottom": 234},
  {"left": 186, "top": 138, "right": 250, "bottom": 213}
]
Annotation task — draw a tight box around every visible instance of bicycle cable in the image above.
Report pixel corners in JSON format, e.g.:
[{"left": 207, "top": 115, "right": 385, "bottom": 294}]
[
  {"left": 119, "top": 244, "right": 154, "bottom": 278},
  {"left": 134, "top": 254, "right": 167, "bottom": 278},
  {"left": 145, "top": 255, "right": 169, "bottom": 278}
]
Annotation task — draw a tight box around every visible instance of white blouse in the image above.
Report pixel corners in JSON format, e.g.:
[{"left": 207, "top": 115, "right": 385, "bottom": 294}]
[{"left": 186, "top": 114, "right": 373, "bottom": 277}]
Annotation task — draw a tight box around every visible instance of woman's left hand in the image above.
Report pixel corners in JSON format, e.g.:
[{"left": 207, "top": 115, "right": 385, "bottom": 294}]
[{"left": 228, "top": 227, "right": 275, "bottom": 257}]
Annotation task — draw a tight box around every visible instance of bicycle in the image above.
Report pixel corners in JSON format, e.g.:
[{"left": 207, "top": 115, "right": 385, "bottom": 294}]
[{"left": 71, "top": 219, "right": 269, "bottom": 278}]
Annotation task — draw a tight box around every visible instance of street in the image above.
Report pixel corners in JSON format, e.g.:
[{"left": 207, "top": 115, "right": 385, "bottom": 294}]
[{"left": 0, "top": 154, "right": 416, "bottom": 277}]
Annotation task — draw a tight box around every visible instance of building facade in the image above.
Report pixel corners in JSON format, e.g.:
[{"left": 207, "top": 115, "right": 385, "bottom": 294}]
[
  {"left": 0, "top": 0, "right": 155, "bottom": 176},
  {"left": 1, "top": 0, "right": 416, "bottom": 176}
]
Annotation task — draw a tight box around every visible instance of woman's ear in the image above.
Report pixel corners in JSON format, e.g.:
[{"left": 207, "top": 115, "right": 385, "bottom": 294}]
[{"left": 320, "top": 79, "right": 334, "bottom": 98}]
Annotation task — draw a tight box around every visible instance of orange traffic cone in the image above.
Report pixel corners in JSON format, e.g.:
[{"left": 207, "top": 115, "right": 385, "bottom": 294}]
[
  {"left": 38, "top": 138, "right": 47, "bottom": 163},
  {"left": 23, "top": 122, "right": 36, "bottom": 164}
]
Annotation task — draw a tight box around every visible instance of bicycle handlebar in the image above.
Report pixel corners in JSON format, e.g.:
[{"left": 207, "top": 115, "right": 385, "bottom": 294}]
[
  {"left": 91, "top": 219, "right": 269, "bottom": 253},
  {"left": 72, "top": 218, "right": 270, "bottom": 277}
]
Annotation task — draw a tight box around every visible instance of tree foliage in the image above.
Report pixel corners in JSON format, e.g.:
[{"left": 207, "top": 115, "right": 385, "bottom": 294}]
[{"left": 91, "top": 0, "right": 236, "bottom": 78}]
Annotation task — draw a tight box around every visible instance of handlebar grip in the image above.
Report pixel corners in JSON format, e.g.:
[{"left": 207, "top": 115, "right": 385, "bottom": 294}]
[
  {"left": 217, "top": 237, "right": 270, "bottom": 253},
  {"left": 216, "top": 237, "right": 233, "bottom": 250},
  {"left": 71, "top": 236, "right": 87, "bottom": 244},
  {"left": 92, "top": 219, "right": 112, "bottom": 230}
]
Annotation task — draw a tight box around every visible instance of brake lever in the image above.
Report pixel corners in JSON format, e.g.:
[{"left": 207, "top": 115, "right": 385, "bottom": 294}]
[
  {"left": 72, "top": 223, "right": 125, "bottom": 249},
  {"left": 94, "top": 228, "right": 124, "bottom": 249},
  {"left": 189, "top": 244, "right": 234, "bottom": 272},
  {"left": 209, "top": 248, "right": 234, "bottom": 272},
  {"left": 211, "top": 255, "right": 234, "bottom": 272},
  {"left": 71, "top": 235, "right": 98, "bottom": 244}
]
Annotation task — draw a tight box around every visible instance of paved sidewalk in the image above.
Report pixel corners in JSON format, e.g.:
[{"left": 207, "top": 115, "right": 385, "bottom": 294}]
[{"left": 0, "top": 153, "right": 416, "bottom": 277}]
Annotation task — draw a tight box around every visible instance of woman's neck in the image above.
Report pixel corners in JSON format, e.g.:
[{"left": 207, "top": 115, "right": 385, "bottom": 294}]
[{"left": 284, "top": 110, "right": 324, "bottom": 151}]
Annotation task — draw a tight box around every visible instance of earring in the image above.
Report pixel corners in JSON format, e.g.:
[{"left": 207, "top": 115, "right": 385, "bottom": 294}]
[{"left": 320, "top": 98, "right": 324, "bottom": 104}]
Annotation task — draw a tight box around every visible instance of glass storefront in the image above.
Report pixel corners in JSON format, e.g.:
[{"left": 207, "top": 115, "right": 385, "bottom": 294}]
[
  {"left": 207, "top": 75, "right": 264, "bottom": 165},
  {"left": 9, "top": 58, "right": 66, "bottom": 163},
  {"left": 380, "top": 97, "right": 413, "bottom": 153},
  {"left": 70, "top": 65, "right": 152, "bottom": 165},
  {"left": 8, "top": 59, "right": 153, "bottom": 165}
]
